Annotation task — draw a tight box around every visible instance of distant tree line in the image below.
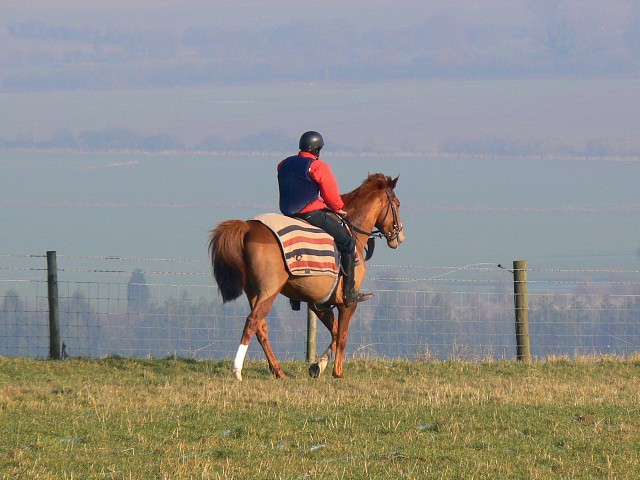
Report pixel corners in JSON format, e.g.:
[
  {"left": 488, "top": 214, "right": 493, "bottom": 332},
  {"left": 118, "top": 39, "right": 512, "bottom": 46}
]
[
  {"left": 3, "top": 2, "right": 640, "bottom": 91},
  {"left": 3, "top": 126, "right": 638, "bottom": 159},
  {"left": 0, "top": 127, "right": 292, "bottom": 153}
]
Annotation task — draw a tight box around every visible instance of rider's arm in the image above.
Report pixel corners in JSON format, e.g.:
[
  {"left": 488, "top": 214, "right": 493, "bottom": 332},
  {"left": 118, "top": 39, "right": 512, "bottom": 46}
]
[{"left": 309, "top": 160, "right": 344, "bottom": 212}]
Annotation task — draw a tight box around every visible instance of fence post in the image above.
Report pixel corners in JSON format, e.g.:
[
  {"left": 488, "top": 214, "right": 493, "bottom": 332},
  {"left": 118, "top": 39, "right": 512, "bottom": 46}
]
[
  {"left": 306, "top": 305, "right": 317, "bottom": 363},
  {"left": 47, "top": 251, "right": 61, "bottom": 359},
  {"left": 513, "top": 259, "right": 531, "bottom": 362}
]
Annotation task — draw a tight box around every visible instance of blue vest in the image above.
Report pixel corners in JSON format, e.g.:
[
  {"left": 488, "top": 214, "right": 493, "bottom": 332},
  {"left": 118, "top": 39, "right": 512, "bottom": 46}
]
[{"left": 278, "top": 155, "right": 319, "bottom": 215}]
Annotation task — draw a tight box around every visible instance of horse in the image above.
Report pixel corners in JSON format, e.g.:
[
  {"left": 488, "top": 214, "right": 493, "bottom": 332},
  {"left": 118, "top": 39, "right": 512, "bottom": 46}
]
[{"left": 208, "top": 173, "right": 404, "bottom": 380}]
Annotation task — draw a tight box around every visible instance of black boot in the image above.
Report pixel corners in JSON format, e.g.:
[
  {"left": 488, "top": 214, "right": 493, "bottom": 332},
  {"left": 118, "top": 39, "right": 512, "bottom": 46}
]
[
  {"left": 289, "top": 299, "right": 301, "bottom": 311},
  {"left": 341, "top": 253, "right": 374, "bottom": 307}
]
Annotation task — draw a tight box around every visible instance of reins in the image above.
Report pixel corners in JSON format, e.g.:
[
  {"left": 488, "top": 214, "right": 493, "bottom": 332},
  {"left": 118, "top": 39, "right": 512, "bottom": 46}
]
[{"left": 340, "top": 187, "right": 402, "bottom": 243}]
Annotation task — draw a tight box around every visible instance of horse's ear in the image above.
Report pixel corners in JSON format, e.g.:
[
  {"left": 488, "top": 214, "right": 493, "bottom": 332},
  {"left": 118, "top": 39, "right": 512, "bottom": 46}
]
[
  {"left": 367, "top": 171, "right": 372, "bottom": 177},
  {"left": 391, "top": 175, "right": 399, "bottom": 189}
]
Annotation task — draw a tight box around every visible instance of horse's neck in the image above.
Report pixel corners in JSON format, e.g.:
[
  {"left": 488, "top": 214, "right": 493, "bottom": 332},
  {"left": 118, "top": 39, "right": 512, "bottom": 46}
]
[
  {"left": 347, "top": 195, "right": 382, "bottom": 256},
  {"left": 354, "top": 230, "right": 371, "bottom": 261}
]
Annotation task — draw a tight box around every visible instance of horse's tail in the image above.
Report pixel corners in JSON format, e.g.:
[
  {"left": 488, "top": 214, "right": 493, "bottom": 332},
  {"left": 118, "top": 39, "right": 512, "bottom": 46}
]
[{"left": 208, "top": 220, "right": 250, "bottom": 303}]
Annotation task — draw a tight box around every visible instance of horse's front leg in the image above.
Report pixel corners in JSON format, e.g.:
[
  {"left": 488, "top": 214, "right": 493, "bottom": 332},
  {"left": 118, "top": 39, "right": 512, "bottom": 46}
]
[
  {"left": 310, "top": 346, "right": 334, "bottom": 378},
  {"left": 309, "top": 308, "right": 337, "bottom": 378},
  {"left": 332, "top": 305, "right": 356, "bottom": 379}
]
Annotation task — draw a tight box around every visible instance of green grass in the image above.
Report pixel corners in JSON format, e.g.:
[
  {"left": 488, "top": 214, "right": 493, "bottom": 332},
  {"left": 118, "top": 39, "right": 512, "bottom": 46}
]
[{"left": 1, "top": 356, "right": 639, "bottom": 479}]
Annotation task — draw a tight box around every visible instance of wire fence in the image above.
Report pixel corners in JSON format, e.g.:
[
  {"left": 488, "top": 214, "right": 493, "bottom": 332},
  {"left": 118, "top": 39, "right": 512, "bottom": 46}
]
[{"left": 1, "top": 253, "right": 639, "bottom": 361}]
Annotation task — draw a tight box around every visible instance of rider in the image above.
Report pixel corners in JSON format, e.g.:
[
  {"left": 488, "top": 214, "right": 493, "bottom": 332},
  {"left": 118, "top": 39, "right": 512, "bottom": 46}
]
[{"left": 277, "top": 131, "right": 373, "bottom": 307}]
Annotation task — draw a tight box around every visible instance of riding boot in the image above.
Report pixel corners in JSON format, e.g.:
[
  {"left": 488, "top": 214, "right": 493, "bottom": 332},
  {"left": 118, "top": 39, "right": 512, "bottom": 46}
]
[
  {"left": 341, "top": 253, "right": 374, "bottom": 307},
  {"left": 289, "top": 299, "right": 301, "bottom": 311}
]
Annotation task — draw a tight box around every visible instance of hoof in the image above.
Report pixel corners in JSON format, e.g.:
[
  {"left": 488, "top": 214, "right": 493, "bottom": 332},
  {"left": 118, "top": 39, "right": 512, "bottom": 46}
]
[
  {"left": 231, "top": 368, "right": 243, "bottom": 381},
  {"left": 309, "top": 363, "right": 321, "bottom": 378}
]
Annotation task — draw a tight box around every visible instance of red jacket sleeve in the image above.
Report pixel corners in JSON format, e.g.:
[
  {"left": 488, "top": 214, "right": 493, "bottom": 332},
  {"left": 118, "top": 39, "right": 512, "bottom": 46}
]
[{"left": 308, "top": 159, "right": 344, "bottom": 211}]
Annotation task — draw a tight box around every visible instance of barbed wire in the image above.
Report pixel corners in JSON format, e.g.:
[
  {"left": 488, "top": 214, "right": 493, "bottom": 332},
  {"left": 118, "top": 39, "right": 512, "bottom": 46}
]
[
  {"left": 0, "top": 267, "right": 47, "bottom": 272},
  {"left": 0, "top": 253, "right": 205, "bottom": 263},
  {"left": 3, "top": 254, "right": 640, "bottom": 284},
  {"left": 3, "top": 271, "right": 640, "bottom": 286},
  {"left": 4, "top": 253, "right": 640, "bottom": 271}
]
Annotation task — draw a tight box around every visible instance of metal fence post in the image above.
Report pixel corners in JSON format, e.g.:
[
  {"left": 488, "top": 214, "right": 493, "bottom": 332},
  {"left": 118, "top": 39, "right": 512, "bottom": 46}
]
[
  {"left": 513, "top": 259, "right": 531, "bottom": 362},
  {"left": 306, "top": 305, "right": 317, "bottom": 363},
  {"left": 47, "top": 251, "right": 61, "bottom": 359}
]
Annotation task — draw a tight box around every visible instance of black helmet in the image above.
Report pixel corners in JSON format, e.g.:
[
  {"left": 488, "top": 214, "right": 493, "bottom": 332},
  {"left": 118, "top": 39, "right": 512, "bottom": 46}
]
[{"left": 299, "top": 131, "right": 324, "bottom": 155}]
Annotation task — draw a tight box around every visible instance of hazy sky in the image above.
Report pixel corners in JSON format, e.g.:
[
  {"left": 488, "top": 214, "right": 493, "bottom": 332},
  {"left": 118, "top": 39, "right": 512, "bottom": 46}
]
[{"left": 3, "top": 1, "right": 533, "bottom": 28}]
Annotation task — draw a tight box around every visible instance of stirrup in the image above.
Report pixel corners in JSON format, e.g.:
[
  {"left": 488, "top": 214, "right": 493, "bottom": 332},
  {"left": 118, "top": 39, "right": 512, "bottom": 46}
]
[{"left": 343, "top": 291, "right": 374, "bottom": 307}]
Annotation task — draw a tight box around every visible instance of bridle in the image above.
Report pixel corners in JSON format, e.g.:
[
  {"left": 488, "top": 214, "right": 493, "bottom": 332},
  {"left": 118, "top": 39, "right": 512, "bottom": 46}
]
[
  {"left": 342, "top": 187, "right": 402, "bottom": 242},
  {"left": 377, "top": 187, "right": 403, "bottom": 242}
]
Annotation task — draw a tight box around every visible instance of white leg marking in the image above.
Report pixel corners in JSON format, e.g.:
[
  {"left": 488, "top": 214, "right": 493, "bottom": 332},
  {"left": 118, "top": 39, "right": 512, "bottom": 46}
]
[
  {"left": 232, "top": 344, "right": 249, "bottom": 381},
  {"left": 317, "top": 347, "right": 333, "bottom": 375},
  {"left": 317, "top": 356, "right": 329, "bottom": 375}
]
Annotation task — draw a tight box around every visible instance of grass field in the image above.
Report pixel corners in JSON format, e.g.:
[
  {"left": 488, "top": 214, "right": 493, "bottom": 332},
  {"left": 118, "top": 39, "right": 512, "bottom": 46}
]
[{"left": 1, "top": 356, "right": 639, "bottom": 479}]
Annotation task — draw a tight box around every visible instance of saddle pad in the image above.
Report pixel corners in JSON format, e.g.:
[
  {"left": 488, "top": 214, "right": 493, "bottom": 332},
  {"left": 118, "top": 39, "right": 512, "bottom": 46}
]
[{"left": 251, "top": 213, "right": 339, "bottom": 277}]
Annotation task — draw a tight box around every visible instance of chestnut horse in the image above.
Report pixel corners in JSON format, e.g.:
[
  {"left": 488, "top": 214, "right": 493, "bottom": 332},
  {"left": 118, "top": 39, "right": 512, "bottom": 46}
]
[{"left": 208, "top": 173, "right": 404, "bottom": 380}]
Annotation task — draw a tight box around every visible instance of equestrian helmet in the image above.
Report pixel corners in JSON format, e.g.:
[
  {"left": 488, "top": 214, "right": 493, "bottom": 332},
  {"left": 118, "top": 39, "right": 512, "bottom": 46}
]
[{"left": 299, "top": 131, "right": 324, "bottom": 155}]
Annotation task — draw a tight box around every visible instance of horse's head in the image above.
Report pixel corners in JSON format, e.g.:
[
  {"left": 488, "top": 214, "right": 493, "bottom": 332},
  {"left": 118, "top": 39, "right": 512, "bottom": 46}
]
[
  {"left": 373, "top": 174, "right": 405, "bottom": 249},
  {"left": 343, "top": 173, "right": 405, "bottom": 250}
]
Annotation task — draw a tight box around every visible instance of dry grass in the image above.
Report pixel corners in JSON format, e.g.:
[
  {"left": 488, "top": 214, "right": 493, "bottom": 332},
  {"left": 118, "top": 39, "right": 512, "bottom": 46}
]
[{"left": 1, "top": 355, "right": 639, "bottom": 479}]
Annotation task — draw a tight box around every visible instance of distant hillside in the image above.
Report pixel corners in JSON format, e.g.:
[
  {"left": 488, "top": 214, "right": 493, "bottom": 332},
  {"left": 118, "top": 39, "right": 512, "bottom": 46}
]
[
  {"left": 2, "top": 1, "right": 639, "bottom": 91},
  {"left": 2, "top": 80, "right": 639, "bottom": 156}
]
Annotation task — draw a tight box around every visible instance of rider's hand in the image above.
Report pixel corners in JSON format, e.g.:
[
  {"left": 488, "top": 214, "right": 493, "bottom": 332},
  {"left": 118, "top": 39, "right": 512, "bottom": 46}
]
[{"left": 336, "top": 209, "right": 348, "bottom": 216}]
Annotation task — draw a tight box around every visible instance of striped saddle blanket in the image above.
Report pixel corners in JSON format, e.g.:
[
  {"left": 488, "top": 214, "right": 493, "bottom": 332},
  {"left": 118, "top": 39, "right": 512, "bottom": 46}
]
[{"left": 251, "top": 213, "right": 340, "bottom": 277}]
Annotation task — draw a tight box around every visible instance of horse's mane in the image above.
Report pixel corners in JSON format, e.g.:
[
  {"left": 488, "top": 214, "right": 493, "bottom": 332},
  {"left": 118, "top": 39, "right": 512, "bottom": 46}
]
[{"left": 342, "top": 173, "right": 394, "bottom": 209}]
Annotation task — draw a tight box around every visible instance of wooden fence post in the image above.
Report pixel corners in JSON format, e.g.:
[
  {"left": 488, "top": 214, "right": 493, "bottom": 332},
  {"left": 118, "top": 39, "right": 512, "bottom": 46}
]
[
  {"left": 306, "top": 305, "right": 317, "bottom": 363},
  {"left": 47, "top": 251, "right": 61, "bottom": 359},
  {"left": 513, "top": 259, "right": 531, "bottom": 362}
]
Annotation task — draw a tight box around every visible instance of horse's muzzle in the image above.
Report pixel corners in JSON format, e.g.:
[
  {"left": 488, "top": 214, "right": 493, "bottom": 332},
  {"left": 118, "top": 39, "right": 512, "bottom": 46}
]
[{"left": 387, "top": 229, "right": 405, "bottom": 248}]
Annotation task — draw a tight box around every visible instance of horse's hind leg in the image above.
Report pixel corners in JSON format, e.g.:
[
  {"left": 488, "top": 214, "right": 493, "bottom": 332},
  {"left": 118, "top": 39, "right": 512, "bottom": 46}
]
[
  {"left": 255, "top": 316, "right": 286, "bottom": 378},
  {"left": 309, "top": 308, "right": 338, "bottom": 378},
  {"left": 232, "top": 293, "right": 283, "bottom": 381}
]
